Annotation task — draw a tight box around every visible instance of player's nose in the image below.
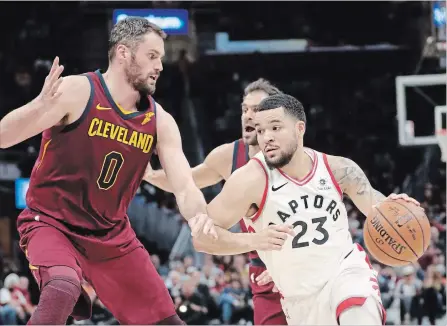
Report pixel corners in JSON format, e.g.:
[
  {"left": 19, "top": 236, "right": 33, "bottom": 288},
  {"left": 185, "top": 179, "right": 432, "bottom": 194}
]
[{"left": 155, "top": 58, "right": 163, "bottom": 72}]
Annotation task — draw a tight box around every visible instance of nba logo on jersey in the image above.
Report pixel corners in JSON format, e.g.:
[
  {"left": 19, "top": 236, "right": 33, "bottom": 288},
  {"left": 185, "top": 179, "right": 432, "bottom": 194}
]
[{"left": 317, "top": 177, "right": 331, "bottom": 191}]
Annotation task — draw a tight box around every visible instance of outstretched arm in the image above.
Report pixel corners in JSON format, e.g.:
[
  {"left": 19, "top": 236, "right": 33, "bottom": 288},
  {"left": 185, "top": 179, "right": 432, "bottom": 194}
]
[
  {"left": 0, "top": 57, "right": 83, "bottom": 148},
  {"left": 144, "top": 143, "right": 232, "bottom": 192},
  {"left": 192, "top": 161, "right": 294, "bottom": 255},
  {"left": 328, "top": 155, "right": 419, "bottom": 216},
  {"left": 155, "top": 105, "right": 209, "bottom": 222}
]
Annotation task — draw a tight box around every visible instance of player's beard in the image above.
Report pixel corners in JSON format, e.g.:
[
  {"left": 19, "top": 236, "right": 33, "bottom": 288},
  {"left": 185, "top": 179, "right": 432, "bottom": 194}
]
[
  {"left": 125, "top": 52, "right": 155, "bottom": 95},
  {"left": 247, "top": 136, "right": 258, "bottom": 146},
  {"left": 264, "top": 140, "right": 297, "bottom": 169}
]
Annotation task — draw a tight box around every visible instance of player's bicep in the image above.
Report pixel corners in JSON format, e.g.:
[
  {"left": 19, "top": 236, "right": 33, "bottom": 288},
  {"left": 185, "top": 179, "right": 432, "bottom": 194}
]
[
  {"left": 190, "top": 162, "right": 223, "bottom": 189},
  {"left": 193, "top": 144, "right": 232, "bottom": 188},
  {"left": 207, "top": 162, "right": 262, "bottom": 229},
  {"left": 328, "top": 155, "right": 386, "bottom": 216},
  {"left": 156, "top": 107, "right": 195, "bottom": 194}
]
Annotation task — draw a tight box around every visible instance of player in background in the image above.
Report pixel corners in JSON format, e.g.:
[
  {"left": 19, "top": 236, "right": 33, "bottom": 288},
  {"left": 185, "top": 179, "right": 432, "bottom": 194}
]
[
  {"left": 192, "top": 93, "right": 422, "bottom": 325},
  {"left": 0, "top": 18, "right": 291, "bottom": 325},
  {"left": 145, "top": 79, "right": 288, "bottom": 325}
]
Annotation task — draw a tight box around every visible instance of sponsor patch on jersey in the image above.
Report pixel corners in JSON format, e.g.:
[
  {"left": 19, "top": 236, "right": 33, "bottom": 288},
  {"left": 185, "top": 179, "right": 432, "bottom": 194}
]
[{"left": 317, "top": 177, "right": 331, "bottom": 191}]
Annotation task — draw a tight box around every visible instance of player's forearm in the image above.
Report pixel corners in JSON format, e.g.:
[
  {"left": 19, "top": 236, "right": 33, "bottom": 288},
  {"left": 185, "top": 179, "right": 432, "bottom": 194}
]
[
  {"left": 0, "top": 99, "right": 44, "bottom": 148},
  {"left": 192, "top": 227, "right": 257, "bottom": 255},
  {"left": 174, "top": 183, "right": 207, "bottom": 220},
  {"left": 144, "top": 170, "right": 174, "bottom": 193}
]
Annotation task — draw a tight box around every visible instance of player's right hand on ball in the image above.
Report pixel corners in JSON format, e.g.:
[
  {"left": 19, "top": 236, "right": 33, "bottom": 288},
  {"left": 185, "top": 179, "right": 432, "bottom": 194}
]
[
  {"left": 36, "top": 56, "right": 64, "bottom": 107},
  {"left": 257, "top": 224, "right": 295, "bottom": 251}
]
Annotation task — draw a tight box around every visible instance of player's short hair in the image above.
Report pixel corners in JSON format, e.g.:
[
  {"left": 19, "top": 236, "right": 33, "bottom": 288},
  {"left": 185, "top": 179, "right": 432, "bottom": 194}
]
[
  {"left": 257, "top": 93, "right": 307, "bottom": 124},
  {"left": 108, "top": 17, "right": 167, "bottom": 61},
  {"left": 243, "top": 78, "right": 282, "bottom": 97}
]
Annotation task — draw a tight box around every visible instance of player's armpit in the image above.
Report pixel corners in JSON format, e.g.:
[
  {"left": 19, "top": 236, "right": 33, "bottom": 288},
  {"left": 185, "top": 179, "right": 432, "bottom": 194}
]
[
  {"left": 143, "top": 143, "right": 232, "bottom": 192},
  {"left": 155, "top": 104, "right": 207, "bottom": 220},
  {"left": 207, "top": 160, "right": 265, "bottom": 229},
  {"left": 0, "top": 73, "right": 89, "bottom": 148},
  {"left": 327, "top": 155, "right": 386, "bottom": 217}
]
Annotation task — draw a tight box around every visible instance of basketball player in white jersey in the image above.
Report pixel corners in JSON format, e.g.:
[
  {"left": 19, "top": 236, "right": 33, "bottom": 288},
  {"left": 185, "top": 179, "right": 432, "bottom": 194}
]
[{"left": 192, "top": 93, "right": 420, "bottom": 325}]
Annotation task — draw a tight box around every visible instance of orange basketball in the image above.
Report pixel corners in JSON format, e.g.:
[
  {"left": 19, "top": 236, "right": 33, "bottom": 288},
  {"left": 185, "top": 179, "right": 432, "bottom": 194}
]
[{"left": 363, "top": 198, "right": 431, "bottom": 266}]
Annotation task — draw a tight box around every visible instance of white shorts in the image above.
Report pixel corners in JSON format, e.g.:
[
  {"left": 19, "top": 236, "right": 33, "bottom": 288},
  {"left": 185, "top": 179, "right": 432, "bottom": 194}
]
[{"left": 280, "top": 244, "right": 386, "bottom": 325}]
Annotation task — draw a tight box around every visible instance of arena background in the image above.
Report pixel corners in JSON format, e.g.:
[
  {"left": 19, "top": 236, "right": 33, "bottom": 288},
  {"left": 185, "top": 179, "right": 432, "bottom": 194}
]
[{"left": 0, "top": 1, "right": 446, "bottom": 325}]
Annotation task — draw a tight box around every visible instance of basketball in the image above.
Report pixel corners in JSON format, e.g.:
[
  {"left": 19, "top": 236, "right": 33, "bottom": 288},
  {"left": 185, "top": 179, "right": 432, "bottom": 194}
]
[{"left": 363, "top": 199, "right": 431, "bottom": 267}]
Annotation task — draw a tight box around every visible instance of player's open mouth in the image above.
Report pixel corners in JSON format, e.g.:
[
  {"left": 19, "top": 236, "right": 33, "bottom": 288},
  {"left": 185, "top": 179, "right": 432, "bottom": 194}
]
[
  {"left": 149, "top": 75, "right": 157, "bottom": 81},
  {"left": 244, "top": 126, "right": 255, "bottom": 133},
  {"left": 265, "top": 146, "right": 278, "bottom": 153}
]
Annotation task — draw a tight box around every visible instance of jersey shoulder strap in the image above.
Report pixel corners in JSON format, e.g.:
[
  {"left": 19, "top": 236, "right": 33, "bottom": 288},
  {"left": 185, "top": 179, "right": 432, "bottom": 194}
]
[{"left": 231, "top": 139, "right": 249, "bottom": 173}]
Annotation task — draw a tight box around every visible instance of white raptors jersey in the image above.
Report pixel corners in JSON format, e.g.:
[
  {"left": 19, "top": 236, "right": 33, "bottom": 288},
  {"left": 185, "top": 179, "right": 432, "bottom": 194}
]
[{"left": 244, "top": 149, "right": 354, "bottom": 298}]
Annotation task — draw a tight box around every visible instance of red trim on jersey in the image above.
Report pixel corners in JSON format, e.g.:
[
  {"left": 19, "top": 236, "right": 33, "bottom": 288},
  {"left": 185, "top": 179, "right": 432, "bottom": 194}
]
[
  {"left": 336, "top": 297, "right": 386, "bottom": 325},
  {"left": 251, "top": 158, "right": 268, "bottom": 223},
  {"left": 277, "top": 149, "right": 318, "bottom": 186},
  {"left": 236, "top": 140, "right": 247, "bottom": 168},
  {"left": 322, "top": 153, "right": 343, "bottom": 200}
]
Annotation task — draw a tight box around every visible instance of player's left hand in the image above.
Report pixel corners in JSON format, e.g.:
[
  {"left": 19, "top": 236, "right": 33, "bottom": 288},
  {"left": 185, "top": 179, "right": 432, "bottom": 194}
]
[
  {"left": 188, "top": 213, "right": 218, "bottom": 239},
  {"left": 255, "top": 270, "right": 273, "bottom": 286},
  {"left": 385, "top": 193, "right": 421, "bottom": 207}
]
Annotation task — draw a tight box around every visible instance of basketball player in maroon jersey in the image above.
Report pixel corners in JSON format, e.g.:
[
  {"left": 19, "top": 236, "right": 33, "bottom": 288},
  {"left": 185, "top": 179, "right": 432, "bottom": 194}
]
[
  {"left": 145, "top": 79, "right": 288, "bottom": 325},
  {"left": 0, "top": 18, "right": 292, "bottom": 325}
]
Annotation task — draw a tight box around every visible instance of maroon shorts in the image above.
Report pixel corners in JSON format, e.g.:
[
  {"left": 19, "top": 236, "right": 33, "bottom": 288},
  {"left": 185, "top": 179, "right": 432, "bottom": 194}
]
[
  {"left": 20, "top": 222, "right": 176, "bottom": 324},
  {"left": 249, "top": 262, "right": 287, "bottom": 325}
]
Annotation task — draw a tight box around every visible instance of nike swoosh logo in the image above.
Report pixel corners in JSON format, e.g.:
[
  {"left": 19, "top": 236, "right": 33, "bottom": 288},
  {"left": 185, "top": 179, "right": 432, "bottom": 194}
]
[
  {"left": 271, "top": 183, "right": 288, "bottom": 191},
  {"left": 96, "top": 104, "right": 112, "bottom": 111}
]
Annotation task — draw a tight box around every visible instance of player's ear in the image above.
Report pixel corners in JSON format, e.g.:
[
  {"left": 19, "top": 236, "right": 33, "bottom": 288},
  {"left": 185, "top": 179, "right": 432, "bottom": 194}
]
[
  {"left": 116, "top": 44, "right": 129, "bottom": 62},
  {"left": 296, "top": 120, "right": 306, "bottom": 137}
]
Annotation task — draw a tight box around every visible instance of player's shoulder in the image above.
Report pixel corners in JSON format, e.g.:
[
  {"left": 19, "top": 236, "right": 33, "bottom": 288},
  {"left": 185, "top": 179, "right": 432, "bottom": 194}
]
[
  {"left": 324, "top": 154, "right": 359, "bottom": 171},
  {"left": 231, "top": 157, "right": 266, "bottom": 186},
  {"left": 57, "top": 75, "right": 91, "bottom": 103}
]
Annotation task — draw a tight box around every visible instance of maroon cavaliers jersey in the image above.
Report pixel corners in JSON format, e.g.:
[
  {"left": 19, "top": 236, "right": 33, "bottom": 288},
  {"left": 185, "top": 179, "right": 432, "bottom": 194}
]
[
  {"left": 231, "top": 139, "right": 263, "bottom": 264},
  {"left": 18, "top": 70, "right": 157, "bottom": 259}
]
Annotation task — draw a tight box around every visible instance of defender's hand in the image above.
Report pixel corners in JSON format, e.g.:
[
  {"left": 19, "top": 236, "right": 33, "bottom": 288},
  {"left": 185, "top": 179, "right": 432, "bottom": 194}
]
[
  {"left": 255, "top": 269, "right": 273, "bottom": 286},
  {"left": 36, "top": 57, "right": 64, "bottom": 107},
  {"left": 188, "top": 213, "right": 218, "bottom": 239},
  {"left": 256, "top": 224, "right": 295, "bottom": 251}
]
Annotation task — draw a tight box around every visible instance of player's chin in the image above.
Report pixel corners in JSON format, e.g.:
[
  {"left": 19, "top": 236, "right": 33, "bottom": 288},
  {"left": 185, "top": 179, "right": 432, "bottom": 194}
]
[{"left": 243, "top": 133, "right": 257, "bottom": 145}]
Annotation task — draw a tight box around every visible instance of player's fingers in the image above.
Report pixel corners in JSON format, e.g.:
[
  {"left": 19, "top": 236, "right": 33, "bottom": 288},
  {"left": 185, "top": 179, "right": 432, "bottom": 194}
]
[
  {"left": 50, "top": 76, "right": 64, "bottom": 96},
  {"left": 255, "top": 270, "right": 269, "bottom": 282},
  {"left": 48, "top": 56, "right": 59, "bottom": 77},
  {"left": 271, "top": 230, "right": 287, "bottom": 241},
  {"left": 273, "top": 224, "right": 295, "bottom": 236},
  {"left": 269, "top": 237, "right": 286, "bottom": 247},
  {"left": 255, "top": 271, "right": 272, "bottom": 285},
  {"left": 209, "top": 224, "right": 218, "bottom": 239},
  {"left": 47, "top": 62, "right": 63, "bottom": 86},
  {"left": 267, "top": 243, "right": 283, "bottom": 251}
]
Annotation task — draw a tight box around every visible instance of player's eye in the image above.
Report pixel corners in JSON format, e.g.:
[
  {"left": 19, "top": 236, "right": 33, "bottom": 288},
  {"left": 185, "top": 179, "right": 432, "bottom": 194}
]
[
  {"left": 273, "top": 126, "right": 281, "bottom": 131},
  {"left": 148, "top": 54, "right": 156, "bottom": 60},
  {"left": 256, "top": 128, "right": 264, "bottom": 134}
]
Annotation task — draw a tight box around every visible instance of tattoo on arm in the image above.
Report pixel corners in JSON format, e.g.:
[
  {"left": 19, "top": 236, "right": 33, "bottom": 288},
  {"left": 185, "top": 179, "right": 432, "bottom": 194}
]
[{"left": 330, "top": 156, "right": 386, "bottom": 214}]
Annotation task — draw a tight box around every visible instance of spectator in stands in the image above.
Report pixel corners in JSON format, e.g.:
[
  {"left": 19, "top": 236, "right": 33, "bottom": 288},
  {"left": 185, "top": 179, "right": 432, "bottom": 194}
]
[
  {"left": 174, "top": 279, "right": 208, "bottom": 324},
  {"left": 151, "top": 254, "right": 170, "bottom": 277},
  {"left": 166, "top": 270, "right": 183, "bottom": 298},
  {"left": 0, "top": 287, "right": 17, "bottom": 325},
  {"left": 218, "top": 279, "right": 249, "bottom": 324},
  {"left": 394, "top": 265, "right": 423, "bottom": 324},
  {"left": 420, "top": 264, "right": 447, "bottom": 325}
]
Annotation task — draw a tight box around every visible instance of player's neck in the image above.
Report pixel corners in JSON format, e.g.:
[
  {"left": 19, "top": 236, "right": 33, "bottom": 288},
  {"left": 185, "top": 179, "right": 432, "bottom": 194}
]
[
  {"left": 248, "top": 145, "right": 261, "bottom": 158},
  {"left": 280, "top": 147, "right": 313, "bottom": 180},
  {"left": 102, "top": 68, "right": 140, "bottom": 112}
]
